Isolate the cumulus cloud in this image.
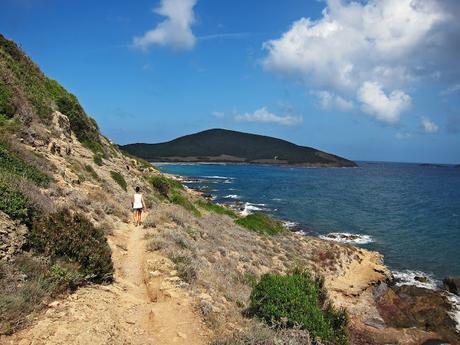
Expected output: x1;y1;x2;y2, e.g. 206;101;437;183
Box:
357;82;411;123
234;107;302;126
315;91;353;112
421;116;439;133
133;0;197;51
262;0;459;123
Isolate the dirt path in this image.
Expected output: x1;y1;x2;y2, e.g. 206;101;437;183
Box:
1;219;210;345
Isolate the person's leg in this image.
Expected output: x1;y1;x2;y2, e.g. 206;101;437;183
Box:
132;209;136;224
135;210;139;226
139;210;142;225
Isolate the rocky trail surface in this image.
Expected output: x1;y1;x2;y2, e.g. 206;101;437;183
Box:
1;215;210;345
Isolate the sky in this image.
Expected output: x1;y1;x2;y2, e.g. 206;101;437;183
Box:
1;0;460;164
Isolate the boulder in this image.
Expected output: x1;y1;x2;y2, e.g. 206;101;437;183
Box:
443;277;460;295
376;285;458;343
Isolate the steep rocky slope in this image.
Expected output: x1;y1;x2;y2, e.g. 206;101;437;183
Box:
1;33;459;345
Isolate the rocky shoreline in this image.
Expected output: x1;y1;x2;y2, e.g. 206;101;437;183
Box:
175;173;460;344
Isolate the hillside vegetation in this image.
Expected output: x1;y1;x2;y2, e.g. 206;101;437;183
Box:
121;128;357;167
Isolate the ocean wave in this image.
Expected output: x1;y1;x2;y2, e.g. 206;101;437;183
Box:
202;175;235;180
282;221;301;230
241;202;268;216
391;270;439;290
447;293;460;333
319;232;374;244
223;194;241;199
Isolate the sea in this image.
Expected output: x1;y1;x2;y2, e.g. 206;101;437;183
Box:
156;162;460;286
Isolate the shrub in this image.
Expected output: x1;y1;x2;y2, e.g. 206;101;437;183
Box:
196;200;237;218
0;178;33;223
170;190;201;217
248;271;348;345
84;164;98;179
236;212;284;235
0;143;49;187
29;210;113;282
93;154;103;166
170;253;197;283
0;79;15;118
0;255;82;335
110;171;127;191
148;175;183;197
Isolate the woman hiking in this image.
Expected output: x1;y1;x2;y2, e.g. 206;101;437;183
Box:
132;186;146;226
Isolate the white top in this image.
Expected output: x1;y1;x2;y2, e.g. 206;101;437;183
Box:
133;193;143;209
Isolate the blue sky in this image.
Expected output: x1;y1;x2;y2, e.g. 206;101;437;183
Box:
1;0;459;163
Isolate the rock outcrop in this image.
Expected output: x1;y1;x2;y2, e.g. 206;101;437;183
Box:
0;211;27;261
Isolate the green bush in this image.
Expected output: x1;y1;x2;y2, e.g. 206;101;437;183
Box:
236;212;284;235
196;200;237;218
93;154;103;166
249;271;348;345
148;175;183;198
0;143;49;187
29;210;113;282
0;79;15;118
170;190;201;216
84;164;98;179
110;171;127;191
0;180;33;223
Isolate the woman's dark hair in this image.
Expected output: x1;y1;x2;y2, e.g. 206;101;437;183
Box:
135;186;140;193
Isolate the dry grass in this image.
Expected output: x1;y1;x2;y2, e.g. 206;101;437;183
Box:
145;203;350;340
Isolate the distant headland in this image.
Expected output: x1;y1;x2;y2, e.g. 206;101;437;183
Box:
120;129;357;167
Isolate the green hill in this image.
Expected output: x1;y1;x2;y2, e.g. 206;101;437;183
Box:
121;128;356;167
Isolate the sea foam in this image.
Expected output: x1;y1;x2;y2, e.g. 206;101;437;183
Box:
319;232;374;244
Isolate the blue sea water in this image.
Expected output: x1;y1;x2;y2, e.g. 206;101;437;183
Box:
157;162;460;280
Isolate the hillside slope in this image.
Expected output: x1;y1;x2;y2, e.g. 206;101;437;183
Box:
121;128;357;167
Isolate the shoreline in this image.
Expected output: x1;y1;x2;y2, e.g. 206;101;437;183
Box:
163;168;460;335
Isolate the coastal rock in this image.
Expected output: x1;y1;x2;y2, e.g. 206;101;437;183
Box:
376;285;458;342
443;277;460;295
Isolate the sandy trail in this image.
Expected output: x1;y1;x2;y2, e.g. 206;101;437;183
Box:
1;218;210;345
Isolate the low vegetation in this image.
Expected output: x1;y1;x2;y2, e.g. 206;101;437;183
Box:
29;210;114;282
148;175;183;198
0;143;49;187
196;200;237;218
110;171;127;191
0;256;83;335
211;322;311;345
84;164;98;179
170;190;201;217
236;212;285;235
0;143;51;223
249;270;348;345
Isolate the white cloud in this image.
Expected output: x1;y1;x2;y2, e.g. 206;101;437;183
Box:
234;107;302;126
262;0;456;123
357;82;411;123
421;116;439;133
133;0;197;51
441;83;460;96
212;111;224;118
315;91;353;112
